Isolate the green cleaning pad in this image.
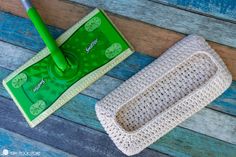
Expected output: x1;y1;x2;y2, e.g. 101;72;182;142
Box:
3;9;134;127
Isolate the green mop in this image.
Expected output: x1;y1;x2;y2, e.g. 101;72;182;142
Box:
2;0;133;127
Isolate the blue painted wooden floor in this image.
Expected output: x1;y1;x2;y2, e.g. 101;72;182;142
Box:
0;0;235;157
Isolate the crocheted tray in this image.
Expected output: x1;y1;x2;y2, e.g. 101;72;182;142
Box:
95;35;232;156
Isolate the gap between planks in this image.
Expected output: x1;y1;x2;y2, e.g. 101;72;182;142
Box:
0;17;235;117
0;40;236;145
0;96;170;157
0;128;77;157
150;0;236;23
1;93;236;157
0;0;236;80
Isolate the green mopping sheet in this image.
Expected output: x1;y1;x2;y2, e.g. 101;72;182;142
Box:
2;9;134;127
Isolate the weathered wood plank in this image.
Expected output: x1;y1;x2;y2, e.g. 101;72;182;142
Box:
0;40;33;70
69;0;236;47
0;11;235;81
1;95;236;157
150;126;236;157
0;128;76;157
1;58;236;155
0;36;236;144
1;60;236;148
0;67;10;98
1;1;236;79
0;11;62;52
180;107;236;145
153;0;236;22
55;92;236;145
0;96;166;157
107;52;155;81
209;81;236;116
0;32;235;116
1;65;236;146
0;5;236;155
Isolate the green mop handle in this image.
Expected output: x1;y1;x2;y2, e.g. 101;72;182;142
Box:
20;0;68;71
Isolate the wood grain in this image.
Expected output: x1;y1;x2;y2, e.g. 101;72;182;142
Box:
0;40;33;70
0;40;236;145
1;94;236;157
0;11;155;80
0;0;236;80
0;96;166;157
0;13;235;117
0;128;76;157
70;0;236;47
0;28;235;115
1;2;236;156
150;126;236;157
153;0;236;22
181;107;236;144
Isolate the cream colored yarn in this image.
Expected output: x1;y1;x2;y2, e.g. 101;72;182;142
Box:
95;35;232;156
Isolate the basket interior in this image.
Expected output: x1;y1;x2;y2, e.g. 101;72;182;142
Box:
115;53;218;132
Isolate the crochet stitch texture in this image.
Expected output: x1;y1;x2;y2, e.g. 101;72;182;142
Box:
95;35;232;156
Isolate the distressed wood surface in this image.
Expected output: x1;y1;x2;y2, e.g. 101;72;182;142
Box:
149;127;236;157
0;39;236;155
2;62;236;146
210;81;236;116
0;14;235;117
0;11;236;82
0;128;76;157
0;42;236;155
1;94;236;157
0;1;236;156
1;1;236;80
0;62;235;148
0;96;166;157
0;28;236;145
180;107;236;144
154;0;236;22
69;0;236;48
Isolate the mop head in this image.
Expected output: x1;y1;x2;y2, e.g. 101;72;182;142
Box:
2;9;133;127
95;35;232;156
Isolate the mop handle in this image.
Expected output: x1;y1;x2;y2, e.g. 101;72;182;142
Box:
20;0;68;71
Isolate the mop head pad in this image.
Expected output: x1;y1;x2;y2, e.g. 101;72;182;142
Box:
3;9;133;127
95;35;232;156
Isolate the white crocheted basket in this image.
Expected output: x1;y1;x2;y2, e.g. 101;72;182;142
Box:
95;35;232;156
